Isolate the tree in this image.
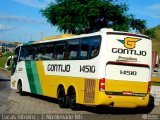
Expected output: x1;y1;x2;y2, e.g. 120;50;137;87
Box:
130;18;146;33
40;0;146;34
142;29;157;39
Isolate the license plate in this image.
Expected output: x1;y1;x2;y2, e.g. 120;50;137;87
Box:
122;91;133;96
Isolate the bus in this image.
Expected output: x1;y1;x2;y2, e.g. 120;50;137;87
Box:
10;28;152;109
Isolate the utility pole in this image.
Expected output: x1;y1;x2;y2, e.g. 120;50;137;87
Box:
30;34;33;41
40;32;44;40
18;33;21;44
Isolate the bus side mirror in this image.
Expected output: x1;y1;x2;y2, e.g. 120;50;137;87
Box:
7;58;11;66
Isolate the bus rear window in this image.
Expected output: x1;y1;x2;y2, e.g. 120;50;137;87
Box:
106;32;150;39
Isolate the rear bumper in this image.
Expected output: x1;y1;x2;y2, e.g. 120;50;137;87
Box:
94;92;150;108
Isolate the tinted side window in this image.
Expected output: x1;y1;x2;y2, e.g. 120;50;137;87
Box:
19;47;28;61
26;47;36;60
18;36;101;61
45;45;54;60
66;40;80;60
35;45;43;60
79;38;90;59
19;46;36;61
90;36;101;58
35;44;54;60
54;42;66;60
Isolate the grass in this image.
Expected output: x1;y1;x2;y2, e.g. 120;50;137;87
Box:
151;81;160;86
0;52;13;69
0;56;8;68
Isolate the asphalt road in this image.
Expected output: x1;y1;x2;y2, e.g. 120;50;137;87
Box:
0;69;10;81
0;74;6;81
0;70;159;120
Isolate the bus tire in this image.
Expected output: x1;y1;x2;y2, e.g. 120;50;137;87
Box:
18;81;24;96
68;88;79;110
57;87;68;108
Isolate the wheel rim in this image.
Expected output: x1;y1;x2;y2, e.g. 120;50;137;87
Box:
58;88;65;107
70;90;76;108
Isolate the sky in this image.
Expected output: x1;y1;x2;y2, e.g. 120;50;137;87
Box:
0;0;160;43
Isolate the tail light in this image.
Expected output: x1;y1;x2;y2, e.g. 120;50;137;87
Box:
147;81;151;93
99;78;105;91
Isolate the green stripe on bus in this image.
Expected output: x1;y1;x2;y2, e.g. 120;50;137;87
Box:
25;61;42;94
25;61;37;93
31;61;43;94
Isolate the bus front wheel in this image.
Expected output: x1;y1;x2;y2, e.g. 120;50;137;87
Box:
18;81;24;96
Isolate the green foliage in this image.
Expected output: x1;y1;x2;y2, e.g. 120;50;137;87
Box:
40;0;146;34
151;81;160;86
3;52;13;57
143;29;157;39
131;18;146;33
0;56;7;68
151;26;160;41
151;26;160;53
0;52;13;69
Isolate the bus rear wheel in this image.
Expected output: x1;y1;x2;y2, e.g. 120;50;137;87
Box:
68;88;78;110
57;87;68;108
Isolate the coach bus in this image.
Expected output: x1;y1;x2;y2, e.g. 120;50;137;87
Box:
10;28;152;109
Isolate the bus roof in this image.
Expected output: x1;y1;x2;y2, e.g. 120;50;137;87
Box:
41;34;76;41
21;28;150;46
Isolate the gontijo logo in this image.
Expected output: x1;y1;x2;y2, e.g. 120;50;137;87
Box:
118;37;141;49
112;37;146;56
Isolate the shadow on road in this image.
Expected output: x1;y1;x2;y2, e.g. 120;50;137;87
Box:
17;92;58;104
82;96;155;114
20;92;155;115
82;104;154;115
